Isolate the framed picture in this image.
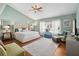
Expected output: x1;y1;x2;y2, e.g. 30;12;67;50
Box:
63;20;71;27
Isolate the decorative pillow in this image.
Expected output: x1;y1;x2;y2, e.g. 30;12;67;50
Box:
0;40;6;50
21;28;26;32
15;28;22;32
22;28;26;30
22;30;27;32
0;45;7;56
15;28;18;32
18;28;22;32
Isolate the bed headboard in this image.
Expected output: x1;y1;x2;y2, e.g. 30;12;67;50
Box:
15;24;28;32
15;24;28;28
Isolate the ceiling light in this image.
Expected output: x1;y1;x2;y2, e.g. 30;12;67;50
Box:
30;4;43;13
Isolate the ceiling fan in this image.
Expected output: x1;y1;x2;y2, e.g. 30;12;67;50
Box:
31;4;43;13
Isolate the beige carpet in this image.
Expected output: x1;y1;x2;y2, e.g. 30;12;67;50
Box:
23;37;58;56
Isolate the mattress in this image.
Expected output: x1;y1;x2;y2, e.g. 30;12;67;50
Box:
15;31;40;43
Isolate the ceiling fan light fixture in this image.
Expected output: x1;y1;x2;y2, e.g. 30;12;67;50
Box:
31;4;43;13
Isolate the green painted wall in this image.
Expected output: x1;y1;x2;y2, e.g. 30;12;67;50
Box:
76;6;79;33
76;7;79;28
0;5;33;24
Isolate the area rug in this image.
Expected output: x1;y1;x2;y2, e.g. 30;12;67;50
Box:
23;37;58;56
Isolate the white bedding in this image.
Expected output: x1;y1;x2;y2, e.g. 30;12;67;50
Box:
15;31;40;43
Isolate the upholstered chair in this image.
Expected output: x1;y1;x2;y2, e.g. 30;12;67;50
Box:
0;40;25;56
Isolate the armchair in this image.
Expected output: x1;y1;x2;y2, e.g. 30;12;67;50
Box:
0;40;25;56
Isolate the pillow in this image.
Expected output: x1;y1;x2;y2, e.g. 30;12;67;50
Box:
21;28;26;32
22;30;27;32
15;28;18;32
0;40;6;50
18;28;22;32
22;28;26;30
0;45;7;56
15;28;22;32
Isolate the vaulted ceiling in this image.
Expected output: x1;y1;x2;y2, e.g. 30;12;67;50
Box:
0;3;5;15
0;3;79;20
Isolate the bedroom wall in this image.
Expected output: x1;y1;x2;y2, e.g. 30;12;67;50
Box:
76;5;79;33
0;4;7;15
0;5;3;12
39;14;76;33
0;5;34;24
0;4;6;38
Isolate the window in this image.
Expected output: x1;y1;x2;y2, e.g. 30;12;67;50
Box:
50;20;61;34
40;20;61;34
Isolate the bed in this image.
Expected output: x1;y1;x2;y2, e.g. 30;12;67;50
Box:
14;31;40;43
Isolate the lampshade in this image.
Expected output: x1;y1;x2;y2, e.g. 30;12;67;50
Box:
3;26;10;29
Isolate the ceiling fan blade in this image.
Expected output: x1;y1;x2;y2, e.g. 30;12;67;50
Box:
32;6;35;9
39;7;43;9
35;4;38;8
37;9;42;12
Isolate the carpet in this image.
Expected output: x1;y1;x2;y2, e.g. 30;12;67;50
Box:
23;37;58;56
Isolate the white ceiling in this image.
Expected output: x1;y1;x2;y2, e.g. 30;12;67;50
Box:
4;3;79;20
